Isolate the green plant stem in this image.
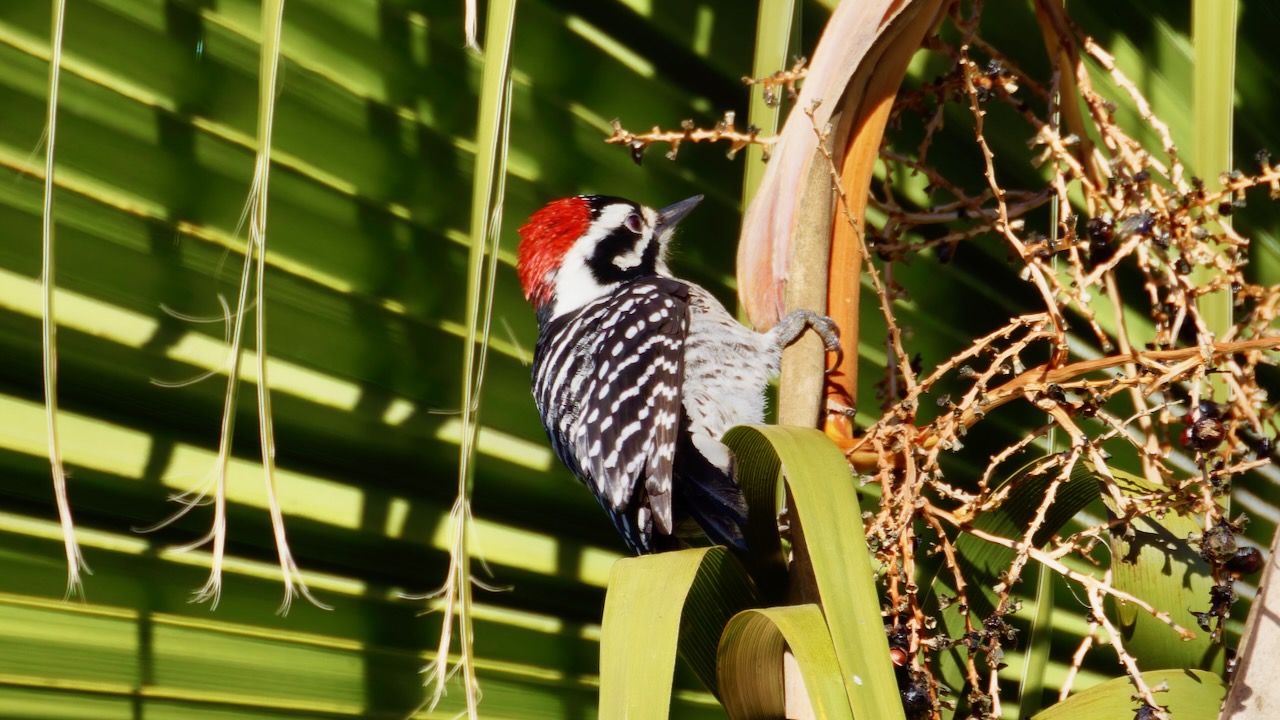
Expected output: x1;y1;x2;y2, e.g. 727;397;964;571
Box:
741;0;799;214
1192;0;1237;404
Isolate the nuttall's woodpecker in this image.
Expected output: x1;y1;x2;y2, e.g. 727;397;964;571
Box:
516;194;840;553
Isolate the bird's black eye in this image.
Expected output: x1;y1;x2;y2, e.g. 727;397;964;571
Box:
624;213;643;234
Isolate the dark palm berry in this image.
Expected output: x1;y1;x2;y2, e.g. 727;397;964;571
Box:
1225;547;1265;576
1046;384;1068;404
902;685;931;717
1181;416;1226;452
1087;216;1114;243
1210;584;1236;616
901;671;932;719
1118;211;1156;236
888;624;911;651
1201;524;1238;565
1198;400;1225;419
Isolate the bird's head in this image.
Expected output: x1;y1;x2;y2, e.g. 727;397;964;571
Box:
516;194;702;322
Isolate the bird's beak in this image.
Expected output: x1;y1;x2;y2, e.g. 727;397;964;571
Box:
657;195;703;232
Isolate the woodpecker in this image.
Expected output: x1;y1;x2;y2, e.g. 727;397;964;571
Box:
517;194;839;554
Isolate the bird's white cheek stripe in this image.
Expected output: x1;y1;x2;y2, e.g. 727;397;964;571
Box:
612;235;651;270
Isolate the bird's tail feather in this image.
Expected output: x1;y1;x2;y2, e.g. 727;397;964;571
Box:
676;465;748;551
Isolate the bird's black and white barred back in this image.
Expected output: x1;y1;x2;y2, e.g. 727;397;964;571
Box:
517;193;838;555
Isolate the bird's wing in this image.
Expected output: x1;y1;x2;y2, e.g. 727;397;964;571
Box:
531;277;690;552
564;278;688;549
